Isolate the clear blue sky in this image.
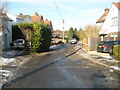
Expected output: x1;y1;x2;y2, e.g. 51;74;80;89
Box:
6;0;119;30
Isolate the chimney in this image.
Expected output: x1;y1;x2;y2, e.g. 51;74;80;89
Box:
34;12;38;16
45;19;48;21
19;13;23;16
104;8;109;13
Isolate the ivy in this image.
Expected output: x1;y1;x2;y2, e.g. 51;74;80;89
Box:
12;22;52;53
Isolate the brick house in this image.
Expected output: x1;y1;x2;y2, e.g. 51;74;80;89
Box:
30;12;53;30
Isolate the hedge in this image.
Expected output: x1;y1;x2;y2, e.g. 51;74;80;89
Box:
12;22;52;53
113;45;120;61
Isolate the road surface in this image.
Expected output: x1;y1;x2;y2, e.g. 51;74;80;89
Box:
2;44;120;88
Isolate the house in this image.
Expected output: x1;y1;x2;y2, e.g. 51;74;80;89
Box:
0;12;13;50
0;12;32;50
18;13;32;23
98;2;120;41
31;12;53;30
6;13;23;25
30;12;44;23
96;8;110;26
44;19;53;30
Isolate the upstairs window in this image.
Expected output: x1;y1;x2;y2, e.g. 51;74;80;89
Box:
112;17;118;26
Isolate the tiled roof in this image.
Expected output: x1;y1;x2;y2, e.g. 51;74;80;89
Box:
44;19;51;25
96;8;109;23
113;3;120;10
44;19;53;29
18;13;30;19
30;12;43;23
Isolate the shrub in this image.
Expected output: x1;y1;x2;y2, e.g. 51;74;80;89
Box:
32;23;52;52
31;23;42;53
113;45;120;61
39;26;52;52
12;22;52;53
17;22;33;41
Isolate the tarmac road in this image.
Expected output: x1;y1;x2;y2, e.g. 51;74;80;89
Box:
2;44;120;88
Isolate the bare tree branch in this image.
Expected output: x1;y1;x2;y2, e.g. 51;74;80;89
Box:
0;0;8;12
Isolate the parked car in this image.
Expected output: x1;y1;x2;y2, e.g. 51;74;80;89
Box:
24;41;31;50
97;41;120;53
69;38;77;44
51;40;58;45
51;40;63;45
13;39;25;49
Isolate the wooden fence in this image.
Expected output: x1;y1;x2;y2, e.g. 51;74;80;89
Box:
82;37;119;51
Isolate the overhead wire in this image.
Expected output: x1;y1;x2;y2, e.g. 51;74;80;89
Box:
53;0;64;20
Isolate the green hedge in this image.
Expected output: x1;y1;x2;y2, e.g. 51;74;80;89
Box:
113;45;120;61
12;22;52;53
12;25;25;42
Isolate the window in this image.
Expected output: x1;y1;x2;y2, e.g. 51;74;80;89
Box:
112;17;118;26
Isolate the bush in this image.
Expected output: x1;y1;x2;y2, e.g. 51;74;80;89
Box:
35;23;52;52
12;22;52;53
113;45;120;61
31;23;42;53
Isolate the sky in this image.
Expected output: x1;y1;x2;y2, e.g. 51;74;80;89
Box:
4;0;120;30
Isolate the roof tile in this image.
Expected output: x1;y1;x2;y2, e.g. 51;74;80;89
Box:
96;9;109;23
113;3;120;10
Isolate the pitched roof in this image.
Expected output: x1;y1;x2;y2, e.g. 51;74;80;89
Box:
44;19;51;25
96;8;109;23
113;3;120;10
0;12;12;21
44;19;53;29
18;13;30;19
30;12;43;23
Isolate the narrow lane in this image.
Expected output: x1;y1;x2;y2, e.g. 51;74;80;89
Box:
2;44;119;88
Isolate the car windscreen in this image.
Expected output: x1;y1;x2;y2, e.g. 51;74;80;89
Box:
14;40;23;43
99;41;114;45
114;41;120;45
99;41;108;45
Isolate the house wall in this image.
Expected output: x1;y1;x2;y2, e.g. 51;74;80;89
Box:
100;4;119;37
118;7;120;35
6;13;23;25
2;20;12;49
0;12;13;50
23;16;32;23
96;22;104;26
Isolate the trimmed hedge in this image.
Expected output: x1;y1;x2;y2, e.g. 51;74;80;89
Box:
12;22;52;53
113;45;120;61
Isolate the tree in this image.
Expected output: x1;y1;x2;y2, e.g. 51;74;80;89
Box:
78;24;102;41
0;0;8;30
68;27;74;40
0;0;8;12
74;28;77;34
77;29;86;41
84;24;101;37
68;27;79;40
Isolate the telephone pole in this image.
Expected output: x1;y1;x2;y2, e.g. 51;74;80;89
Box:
63;19;64;41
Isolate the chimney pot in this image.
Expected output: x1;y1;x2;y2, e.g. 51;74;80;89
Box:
104;8;109;12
